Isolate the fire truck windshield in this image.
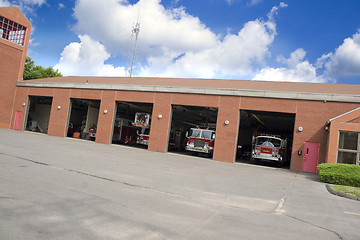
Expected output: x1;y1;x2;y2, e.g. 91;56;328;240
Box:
255;137;281;148
189;129;214;140
202;130;214;140
189;129;201;138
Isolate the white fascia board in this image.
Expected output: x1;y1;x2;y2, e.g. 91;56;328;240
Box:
327;106;360;123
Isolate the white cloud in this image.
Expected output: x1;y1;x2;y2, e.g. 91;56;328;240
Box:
140;2;287;78
227;0;262;6
226;0;235;5
2;0;46;14
248;0;263;6
21;0;46;5
54;35;127;77
253;48;326;83
321;31;360;78
58;3;64;10
253;31;360;83
140;16;279;78
52;0;360;82
68;0;286;78
0;0;11;7
73;0;218;57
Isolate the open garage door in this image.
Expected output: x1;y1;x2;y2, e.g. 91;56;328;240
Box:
112;101;153;149
236;110;295;168
67;99;100;141
25;96;52;134
169;105;218;158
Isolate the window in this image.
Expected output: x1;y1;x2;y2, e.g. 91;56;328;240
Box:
189;129;201;138
0;16;27;46
202;130;215;140
255;137;282;148
337;131;360;165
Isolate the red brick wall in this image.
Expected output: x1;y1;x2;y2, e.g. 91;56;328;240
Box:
0;7;31;129
12;85;360;172
327;108;360;164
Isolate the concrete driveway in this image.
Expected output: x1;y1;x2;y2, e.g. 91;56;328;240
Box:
0;129;359;240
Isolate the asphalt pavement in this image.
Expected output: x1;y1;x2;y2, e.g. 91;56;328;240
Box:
0;129;359;240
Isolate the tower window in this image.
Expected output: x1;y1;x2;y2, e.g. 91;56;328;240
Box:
0;15;27;46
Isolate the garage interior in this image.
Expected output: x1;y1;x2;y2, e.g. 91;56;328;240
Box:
25;96;52;134
67;99;100;140
236;110;295;167
111;101;153;148
168;105;218;158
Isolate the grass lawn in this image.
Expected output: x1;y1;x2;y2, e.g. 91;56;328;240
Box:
331;185;360;198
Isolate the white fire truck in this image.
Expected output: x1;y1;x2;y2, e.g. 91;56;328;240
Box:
251;134;287;166
133;113;151;146
185;128;215;155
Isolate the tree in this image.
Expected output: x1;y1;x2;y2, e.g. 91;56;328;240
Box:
23;56;63;80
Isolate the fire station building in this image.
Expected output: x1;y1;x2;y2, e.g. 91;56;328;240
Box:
1;7;360;172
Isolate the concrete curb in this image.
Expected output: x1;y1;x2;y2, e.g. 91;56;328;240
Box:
325;184;360;201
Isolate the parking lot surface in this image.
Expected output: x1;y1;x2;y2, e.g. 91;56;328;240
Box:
0;129;359;240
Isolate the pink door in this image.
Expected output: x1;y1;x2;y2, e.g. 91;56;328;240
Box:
14;111;22;130
302;142;320;173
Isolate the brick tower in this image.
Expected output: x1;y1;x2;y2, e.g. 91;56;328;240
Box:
0;7;31;129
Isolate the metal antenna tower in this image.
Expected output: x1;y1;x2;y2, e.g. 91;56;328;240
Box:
127;22;140;77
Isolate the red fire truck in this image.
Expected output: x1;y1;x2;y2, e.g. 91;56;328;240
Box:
133;113;151;146
251;134;287;166
185;128;215;155
112;118;138;144
88;118;138;144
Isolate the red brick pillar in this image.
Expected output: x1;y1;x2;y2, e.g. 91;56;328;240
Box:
96;90;116;144
213;96;240;163
47;89;71;137
148;93;172;153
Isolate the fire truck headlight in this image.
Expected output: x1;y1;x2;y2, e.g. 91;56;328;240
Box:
272;149;279;157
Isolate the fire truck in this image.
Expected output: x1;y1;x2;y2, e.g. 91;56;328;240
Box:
112;118;138;144
251;134;287;166
133;113;151;146
185;128;215;155
88;118;138;144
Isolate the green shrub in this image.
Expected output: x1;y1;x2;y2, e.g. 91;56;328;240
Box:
317;163;360;187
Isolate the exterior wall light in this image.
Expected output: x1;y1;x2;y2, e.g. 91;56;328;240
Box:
298;126;303;132
224;120;230;125
22;102;26;107
57;106;61;110
158;114;163;119
104;109;108;114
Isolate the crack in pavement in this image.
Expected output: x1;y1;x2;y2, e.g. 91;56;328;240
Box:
282;214;343;240
273;174;297;215
272;173;343;240
1;152;172;240
0;196;17;200
1;152;344;239
0;152;190;199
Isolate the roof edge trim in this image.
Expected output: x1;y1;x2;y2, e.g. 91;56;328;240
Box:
327;107;360;123
16;81;360;103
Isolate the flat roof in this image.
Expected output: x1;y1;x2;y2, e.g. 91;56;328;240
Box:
19;76;360;95
17;76;360;103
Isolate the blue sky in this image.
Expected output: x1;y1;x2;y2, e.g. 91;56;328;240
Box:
1;0;360;84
